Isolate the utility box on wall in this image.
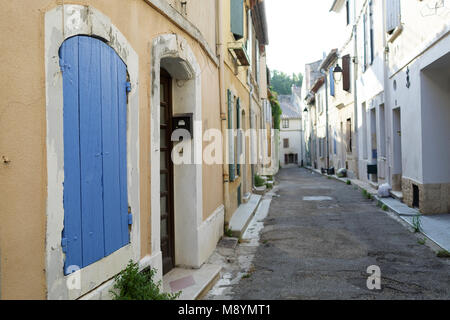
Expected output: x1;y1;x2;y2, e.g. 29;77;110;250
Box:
172;113;193;139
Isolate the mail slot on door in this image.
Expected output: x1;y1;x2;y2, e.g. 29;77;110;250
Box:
172;113;193;139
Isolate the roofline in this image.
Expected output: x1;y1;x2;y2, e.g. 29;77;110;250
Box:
318;49;338;71
330;0;345;12
310;76;325;93
252;0;269;45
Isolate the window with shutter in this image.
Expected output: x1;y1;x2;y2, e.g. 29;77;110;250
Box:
369;0;374;65
342;54;351;92
231;0;244;40
60;36;129;274
255;38;260;84
386;0;401;34
346;118;352;152
363;13;367;72
346;0;350;25
246;9;252;66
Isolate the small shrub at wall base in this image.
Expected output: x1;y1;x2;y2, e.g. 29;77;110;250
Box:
110;260;181;300
437;250;450;258
254;174;265;187
412;214;422;233
225;228;233;237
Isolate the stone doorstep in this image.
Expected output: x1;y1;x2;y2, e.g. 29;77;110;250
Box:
253;185;267;195
242;192;251;203
162;264;222;300
228;194;262;238
390;190;403;201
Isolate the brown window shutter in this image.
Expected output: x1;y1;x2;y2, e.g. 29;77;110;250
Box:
342;54;351;92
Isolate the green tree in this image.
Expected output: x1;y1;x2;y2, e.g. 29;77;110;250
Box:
268;88;282;130
270;70;303;95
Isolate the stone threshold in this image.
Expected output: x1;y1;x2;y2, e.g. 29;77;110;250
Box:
229;194;262;238
162;264;222;300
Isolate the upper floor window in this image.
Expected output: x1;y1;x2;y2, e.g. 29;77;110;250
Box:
317;93;323;114
282;119;290;128
363;1;374;71
231;0;244;40
283;139;289;148
386;0;401;34
346;0;350;25
342;54;351;92
346;118;352;152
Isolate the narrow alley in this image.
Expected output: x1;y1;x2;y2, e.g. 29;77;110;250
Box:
207;168;450;300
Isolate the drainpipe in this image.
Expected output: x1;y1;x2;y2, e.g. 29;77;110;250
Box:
320;69;330;171
248;72;255;185
352;0;359;178
216;0;230;219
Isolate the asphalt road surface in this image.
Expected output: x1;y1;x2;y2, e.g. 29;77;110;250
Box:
232;167;450;299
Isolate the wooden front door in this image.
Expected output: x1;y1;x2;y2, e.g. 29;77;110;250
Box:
160;69;175;274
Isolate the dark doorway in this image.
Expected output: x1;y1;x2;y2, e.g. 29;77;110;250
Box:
412;184;420;208
160;69;175;274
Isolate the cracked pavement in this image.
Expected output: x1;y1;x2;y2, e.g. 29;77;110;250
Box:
205;167;450;300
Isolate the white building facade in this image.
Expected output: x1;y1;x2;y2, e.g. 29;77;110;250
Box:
305;0;450;214
279;87;303;168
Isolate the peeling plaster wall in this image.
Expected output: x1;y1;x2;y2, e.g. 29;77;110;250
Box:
0;0;223;299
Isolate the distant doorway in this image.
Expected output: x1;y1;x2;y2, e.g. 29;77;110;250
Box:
160;68;175;275
392;108;402;191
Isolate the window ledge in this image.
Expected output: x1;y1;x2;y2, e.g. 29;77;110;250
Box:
387;24;403;43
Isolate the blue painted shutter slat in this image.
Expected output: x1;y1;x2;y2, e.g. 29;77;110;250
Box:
78;37;105;266
61;37;83;274
117;59;129;245
101;43;123;255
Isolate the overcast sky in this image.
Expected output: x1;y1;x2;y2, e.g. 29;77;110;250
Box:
265;0;345;76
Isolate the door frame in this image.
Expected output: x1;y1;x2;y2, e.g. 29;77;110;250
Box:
45;5;140;299
160;68;175;274
150;34;204;269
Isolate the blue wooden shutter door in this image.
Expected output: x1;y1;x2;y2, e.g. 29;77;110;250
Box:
61;36;128;274
61;37;83;271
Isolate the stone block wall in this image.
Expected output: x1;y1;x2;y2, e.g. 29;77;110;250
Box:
402;177;450;214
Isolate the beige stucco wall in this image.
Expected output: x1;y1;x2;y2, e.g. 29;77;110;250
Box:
0;0;222;299
224;64;253;222
221;0;267;222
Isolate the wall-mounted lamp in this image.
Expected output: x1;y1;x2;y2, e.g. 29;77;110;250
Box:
181;1;187;15
406;67;411;88
333;64;343;83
